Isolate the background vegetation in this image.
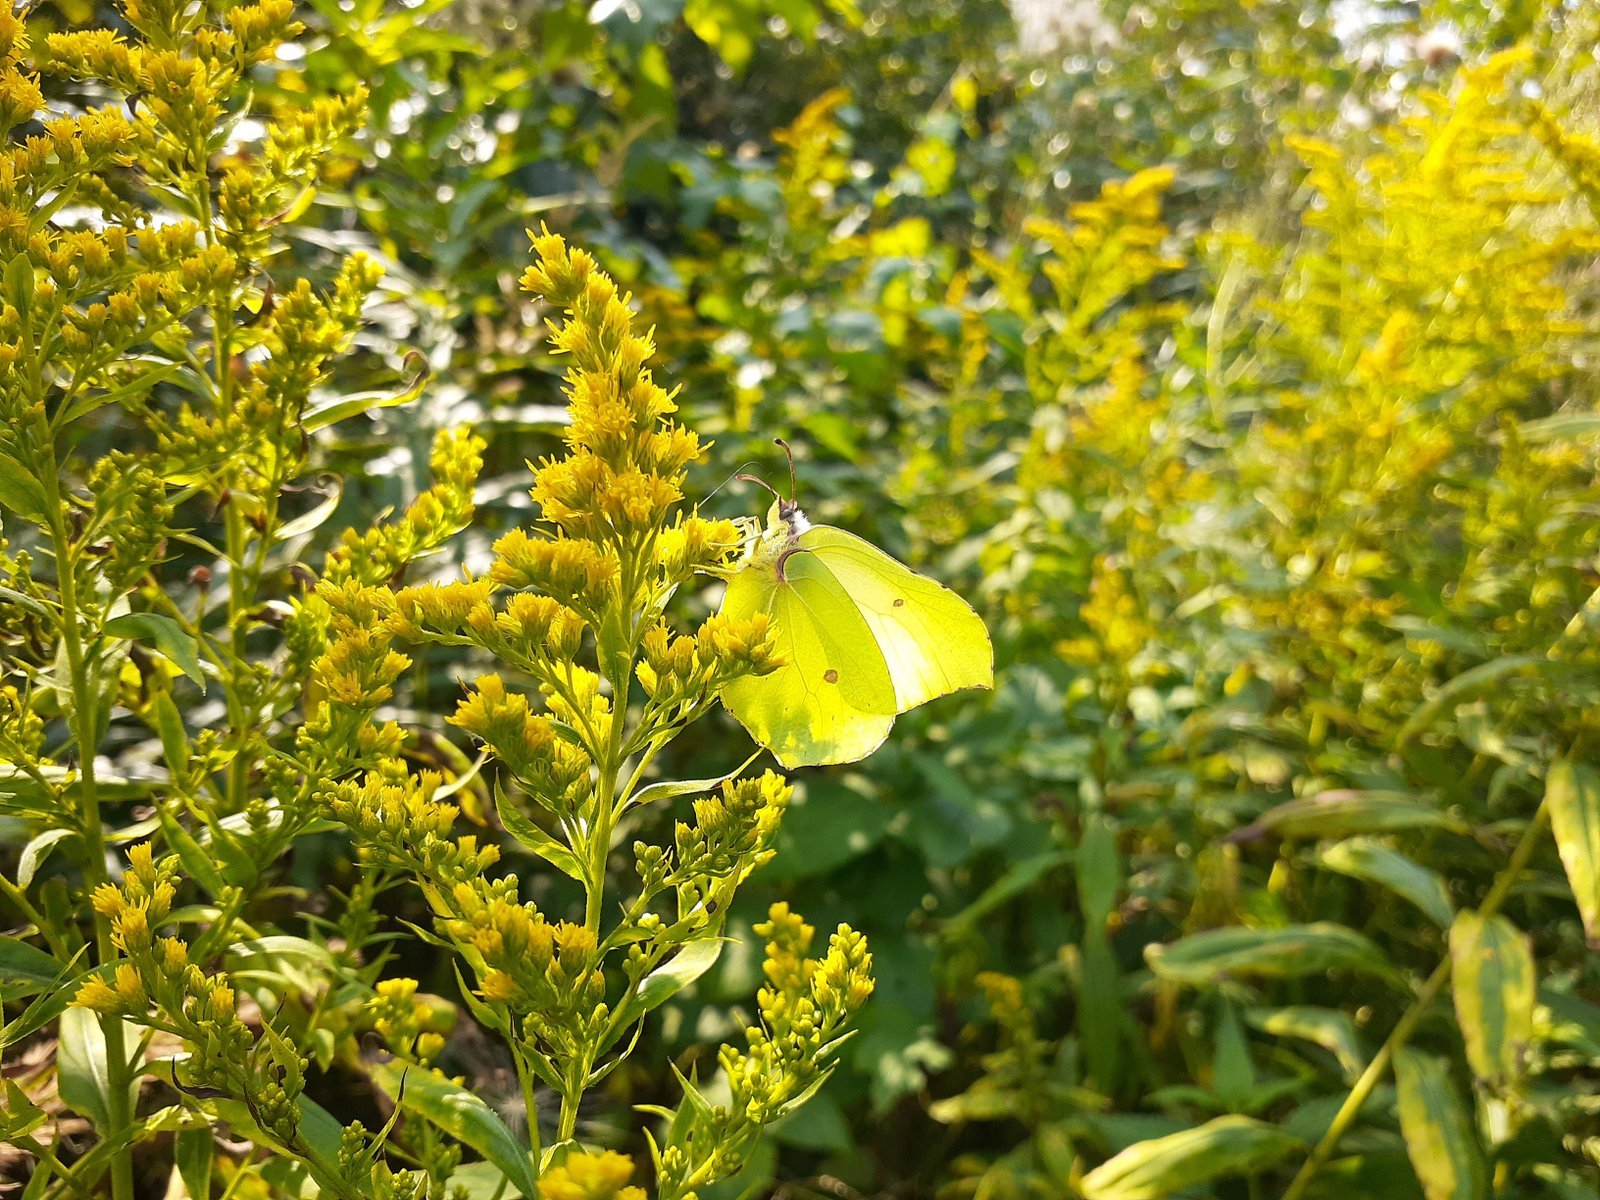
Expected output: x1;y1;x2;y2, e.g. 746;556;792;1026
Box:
7;0;1600;1197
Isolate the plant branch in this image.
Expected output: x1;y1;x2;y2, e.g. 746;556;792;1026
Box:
1282;799;1553;1200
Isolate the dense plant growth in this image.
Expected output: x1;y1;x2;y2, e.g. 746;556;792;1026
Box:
6;1;1600;1199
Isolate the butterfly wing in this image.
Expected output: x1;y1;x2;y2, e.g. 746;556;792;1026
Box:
800;525;993;713
719;550;898;768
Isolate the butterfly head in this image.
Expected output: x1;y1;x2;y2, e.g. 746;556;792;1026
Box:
733;440;810;577
769;497;810;537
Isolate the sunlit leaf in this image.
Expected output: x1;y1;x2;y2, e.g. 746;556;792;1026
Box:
1315;838;1453;928
1394;1050;1488;1200
1080;1115;1302;1200
1146;924;1393;987
1449;910;1534;1086
370;1059;538;1195
1547;758;1600;944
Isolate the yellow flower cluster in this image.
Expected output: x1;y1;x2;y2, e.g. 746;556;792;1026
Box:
73;846;256;1098
451;675;593;814
322;771;499;884
538;1150;647;1200
1016;166;1184;392
657;904;873;1197
43;0;304;191
635;613;779;729
445;881;606;1050
516;231;754;600
1224;49;1600;717
672;772;791;895
87;454;173;592
1057;557;1160;677
367;977;450;1065
305;235;856;1194
324;427;486;585
1531;98;1600;221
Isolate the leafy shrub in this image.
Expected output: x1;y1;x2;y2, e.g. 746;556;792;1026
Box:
0;7;881;1196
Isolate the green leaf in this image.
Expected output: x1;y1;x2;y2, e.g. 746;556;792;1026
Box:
1547;757;1600;944
301;353;428;431
1080;1115;1302;1200
174;1125;214;1199
6;251;35;314
0;454;49;525
1394;1050;1488;1200
0;936;65;999
104;612;206;694
494;783;584;882
156;806;227;897
274;481;344;542
15;829;74;890
1246;1006;1365;1079
1078;813;1123;1091
1509;411;1600;443
1448;910;1534;1086
621;749;762;813
150;689;190;779
59;1007;128;1132
607;937;724;1046
1314;838;1454;928
0;1078;47;1142
1397;655;1551;744
945;849;1071;933
1146;924;1394;987
773;777;894;879
209;1092;346;1192
1231;791;1466;842
370;1059;538;1197
0;584;50;618
766;1091;853;1153
1;957;86;1050
60;358;186;425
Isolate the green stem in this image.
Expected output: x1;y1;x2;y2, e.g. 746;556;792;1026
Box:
584;678;630;934
1282;800;1552;1200
0;874;71;959
512;1045;544;1161
46;501;136;1200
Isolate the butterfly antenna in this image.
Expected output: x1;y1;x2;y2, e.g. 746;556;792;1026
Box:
773;437;798;502
704;461;762;503
736;472;781;501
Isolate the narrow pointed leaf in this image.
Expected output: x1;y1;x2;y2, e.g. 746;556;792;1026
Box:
1315;838;1454;928
58;1007;124;1132
607;937;724;1048
1394;1050;1488;1200
494;782;584;882
622;749;762;813
1246;1006;1365;1079
0;936;66;999
1449;910;1534;1086
1397;655;1551;744
105;612;206;694
1547;758;1600;944
0;454;48;524
1229;791;1466;842
1080;1115;1302;1200
370;1059;538;1197
1145;924;1392;987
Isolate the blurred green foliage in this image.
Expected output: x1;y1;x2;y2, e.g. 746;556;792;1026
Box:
19;0;1600;1195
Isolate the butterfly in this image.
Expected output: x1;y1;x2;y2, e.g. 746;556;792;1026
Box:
718;449;993;768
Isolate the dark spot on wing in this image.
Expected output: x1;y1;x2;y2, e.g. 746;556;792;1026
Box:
893;598;905;607
823;668;839;684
